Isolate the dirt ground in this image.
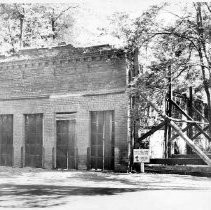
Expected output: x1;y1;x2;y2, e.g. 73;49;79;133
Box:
0;166;211;209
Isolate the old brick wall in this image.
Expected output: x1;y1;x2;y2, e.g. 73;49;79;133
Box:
0;45;129;171
0;45;126;99
0;93;128;171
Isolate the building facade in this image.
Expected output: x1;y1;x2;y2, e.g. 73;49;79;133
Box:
0;44;129;172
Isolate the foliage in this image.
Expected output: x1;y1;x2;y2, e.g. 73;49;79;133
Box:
0;3;78;54
104;2;211;134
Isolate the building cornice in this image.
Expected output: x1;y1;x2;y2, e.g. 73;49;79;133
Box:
0;88;126;101
0;44;125;70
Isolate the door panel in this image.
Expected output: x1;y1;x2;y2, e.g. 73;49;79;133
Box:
90;111;114;170
68;121;76;169
104;111;114;170
25;114;43;168
0;115;13;166
56;120;68;169
56;120;76;169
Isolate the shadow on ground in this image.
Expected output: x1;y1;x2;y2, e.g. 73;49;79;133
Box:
0;182;205;208
0;184;141;208
68;172;210;188
0;170;210;208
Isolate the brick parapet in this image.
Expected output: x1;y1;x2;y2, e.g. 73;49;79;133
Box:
0;45;125;69
0;44;126;99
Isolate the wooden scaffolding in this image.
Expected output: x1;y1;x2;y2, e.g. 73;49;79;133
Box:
133;86;211;167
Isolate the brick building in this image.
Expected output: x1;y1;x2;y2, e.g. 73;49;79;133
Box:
0;44;129;171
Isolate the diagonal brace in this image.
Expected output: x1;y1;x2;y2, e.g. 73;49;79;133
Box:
170;99;211;142
138;120;167;142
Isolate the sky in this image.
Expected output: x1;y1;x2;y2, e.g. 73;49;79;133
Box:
0;0;162;47
71;0;172;46
62;0;166;47
0;0;198;47
70;0;189;47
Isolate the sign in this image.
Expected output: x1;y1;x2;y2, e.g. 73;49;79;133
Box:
133;149;150;163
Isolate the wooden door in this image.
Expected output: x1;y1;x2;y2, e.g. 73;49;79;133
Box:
90;111;114;170
25;114;43;168
0;115;13;166
56;120;76;169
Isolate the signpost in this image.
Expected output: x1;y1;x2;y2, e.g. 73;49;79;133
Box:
133;149;150;173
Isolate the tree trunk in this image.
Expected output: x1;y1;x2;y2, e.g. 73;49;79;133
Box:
52;19;56;40
19;17;23;48
18;9;24;49
196;2;211;136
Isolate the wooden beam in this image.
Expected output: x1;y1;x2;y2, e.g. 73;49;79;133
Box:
170;124;209;142
168;117;208;125
169;124;191;142
138;92;211;166
194;124;211;142
170;99;211;142
150;158;206;165
169;121;211;166
192;106;209;123
170;99;192;120
138;120;166;142
192;126;209;140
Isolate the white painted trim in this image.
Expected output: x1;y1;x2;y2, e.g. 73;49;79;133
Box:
50;88;126;99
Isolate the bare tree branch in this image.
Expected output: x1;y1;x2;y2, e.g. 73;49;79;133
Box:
205;2;211;13
54;6;78;22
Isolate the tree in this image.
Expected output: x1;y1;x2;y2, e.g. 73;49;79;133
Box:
103;2;211;137
0;3;27;52
34;4;78;42
0;3;78;54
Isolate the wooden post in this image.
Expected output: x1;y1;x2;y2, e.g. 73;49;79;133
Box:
167;65;172;157
165;65;172;158
164;96;169;158
187;86;193;154
75;147;78;170
127;95;133;172
140;162;145;173
21;147;23;168
87;147;91;170
52;147;55;169
131;96;136;171
67;151;69;170
42;147;45;168
12;146;14;167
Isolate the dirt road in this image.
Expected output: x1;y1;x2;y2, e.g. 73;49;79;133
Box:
0;167;210;209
